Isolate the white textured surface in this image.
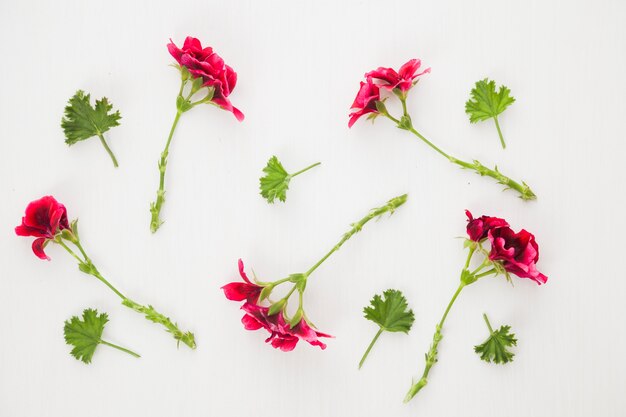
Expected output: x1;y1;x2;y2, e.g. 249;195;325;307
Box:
1;0;625;416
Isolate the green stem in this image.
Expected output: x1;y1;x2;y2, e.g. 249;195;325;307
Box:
100;340;141;358
385;115;534;200
464;246;476;270
482;313;494;334
493;116;506;149
359;327;384;369
72;240;127;300
291;162;321;177
56;240;83;264
57;238;196;349
97;133;119;167
305;194;407;277
407;126;451;160
475;268;496;279
150;109;183;233
399;96;410;118
404;282;465;403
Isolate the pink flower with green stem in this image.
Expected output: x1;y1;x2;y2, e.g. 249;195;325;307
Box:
403;210;547;402
222;194;408;351
150;36;244;233
16;196;196;349
349;59;536;201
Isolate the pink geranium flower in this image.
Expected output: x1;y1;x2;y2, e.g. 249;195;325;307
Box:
366;59;430;93
488;227;548;285
15;196;70;260
465;210;509;242
168;36;244;121
221;259;265;303
241;302;332;351
348;81;381;128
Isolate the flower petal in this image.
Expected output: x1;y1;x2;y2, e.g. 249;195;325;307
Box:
32;238;50;260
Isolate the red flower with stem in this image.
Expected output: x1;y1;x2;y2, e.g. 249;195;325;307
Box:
349;59;536;201
404;211;548;402
222;194;408;351
150;36;244;233
16;196;196;349
15;196;70;260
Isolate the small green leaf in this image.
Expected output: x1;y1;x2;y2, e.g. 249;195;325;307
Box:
465;79;515;148
259;156;291;203
64;308;139;363
259;156;320;204
359;289;414;368
474;314;517;364
61;90;121;145
363;289;414;333
465;79;515;123
63;308;108;364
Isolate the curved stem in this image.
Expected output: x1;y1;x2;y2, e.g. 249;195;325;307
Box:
493;116;506;149
305;194;407;277
150;109;183;233
97;133;119;167
404;281;465;403
438;283;464;328
72;240;126;300
100;340;141;358
359;328;384;369
58;238;196;349
391;120;535;200
291;162;321;177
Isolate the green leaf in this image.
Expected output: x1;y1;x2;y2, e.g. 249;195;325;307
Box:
465;79;515;149
61;90;121;145
63;308;108;364
259;156;291;203
465;79;515;123
474;314;517;364
363;289;414;333
259;156;321;204
359;289;414;369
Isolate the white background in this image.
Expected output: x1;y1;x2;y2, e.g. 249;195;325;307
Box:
1;0;625;416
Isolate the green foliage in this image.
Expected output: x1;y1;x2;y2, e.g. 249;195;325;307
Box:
359;289;414;369
61;90;121;145
63;308;108;364
474;314;517;364
259;156;291;203
363;289;414;333
465;79;515;123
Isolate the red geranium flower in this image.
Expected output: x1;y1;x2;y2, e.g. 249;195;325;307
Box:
348;81;381;128
221;259;264;303
168;36;244;121
15;196;69;260
365;59;430;93
465;210;509;242
488;227;548;285
241;302;332;351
